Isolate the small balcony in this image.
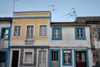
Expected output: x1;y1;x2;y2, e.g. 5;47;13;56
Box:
25;36;34;44
0;38;4;50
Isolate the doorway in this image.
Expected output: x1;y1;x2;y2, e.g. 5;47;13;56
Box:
76;51;86;67
11;51;19;67
49;49;60;67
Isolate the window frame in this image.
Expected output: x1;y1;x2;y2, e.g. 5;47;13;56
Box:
52;27;62;40
25;24;35;40
13;25;22;37
0;27;10;40
62;49;72;66
23;49;34;64
38;24;48;37
97;27;100;41
75;27;86;40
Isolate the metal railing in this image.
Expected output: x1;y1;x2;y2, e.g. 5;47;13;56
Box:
25;36;34;42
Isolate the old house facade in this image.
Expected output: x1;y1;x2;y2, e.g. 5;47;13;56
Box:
49;22;93;67
0;12;97;67
0;18;12;67
8;11;51;67
76;17;100;66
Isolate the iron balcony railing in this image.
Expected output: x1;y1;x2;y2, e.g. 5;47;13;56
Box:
25;36;34;44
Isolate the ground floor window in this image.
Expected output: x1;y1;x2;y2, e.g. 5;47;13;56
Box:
62;49;72;66
23;49;34;64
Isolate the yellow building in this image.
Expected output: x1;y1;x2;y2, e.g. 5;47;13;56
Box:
8;11;50;67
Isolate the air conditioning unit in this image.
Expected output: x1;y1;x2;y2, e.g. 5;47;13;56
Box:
0;38;4;50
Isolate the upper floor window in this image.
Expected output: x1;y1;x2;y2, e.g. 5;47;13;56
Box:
14;26;21;36
52;27;62;40
39;25;47;37
2;29;8;39
97;27;100;41
26;25;34;38
1;27;10;40
75;27;86;40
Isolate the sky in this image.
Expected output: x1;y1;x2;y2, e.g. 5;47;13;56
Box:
0;0;100;22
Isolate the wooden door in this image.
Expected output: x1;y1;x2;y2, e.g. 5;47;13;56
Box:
76;51;86;67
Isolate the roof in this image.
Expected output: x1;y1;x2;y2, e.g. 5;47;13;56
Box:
51;22;76;24
0;17;12;21
76;16;100;22
50;22;89;27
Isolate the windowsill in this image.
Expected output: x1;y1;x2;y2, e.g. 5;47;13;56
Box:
52;38;62;40
75;37;86;40
63;63;72;66
13;36;22;38
0;38;9;40
38;36;48;37
23;62;33;64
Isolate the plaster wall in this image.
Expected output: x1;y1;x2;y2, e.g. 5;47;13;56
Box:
50;27;91;48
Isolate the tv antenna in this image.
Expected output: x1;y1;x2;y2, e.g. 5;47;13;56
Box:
48;5;57;13
62;8;77;20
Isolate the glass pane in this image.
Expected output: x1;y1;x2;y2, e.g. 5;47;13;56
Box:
43;51;46;62
64;53;71;64
25;52;32;62
31;26;33;37
5;29;8;38
40;25;47;36
77;53;79;62
27;26;30;37
18;26;21;36
39;51;42;62
77;33;79;37
82;53;85;62
44;26;47;36
14;26;17;36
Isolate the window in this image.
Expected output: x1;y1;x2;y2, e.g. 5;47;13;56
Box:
54;29;60;38
23;49;34;64
25;52;32;62
26;25;34;38
62;49;72;66
1;27;10;40
39;25;47;36
97;27;100;41
51;51;58;61
75;27;86;40
52;27;62;40
14;26;21;36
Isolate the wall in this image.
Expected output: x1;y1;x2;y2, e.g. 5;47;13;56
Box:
50;27;91;48
10;19;50;46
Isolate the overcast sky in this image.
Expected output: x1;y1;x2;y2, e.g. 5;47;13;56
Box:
0;0;100;22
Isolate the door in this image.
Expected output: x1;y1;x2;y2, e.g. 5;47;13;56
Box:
0;52;6;67
38;50;46;67
76;51;86;67
11;51;19;67
51;51;59;67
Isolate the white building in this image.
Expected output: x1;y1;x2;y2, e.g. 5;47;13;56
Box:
49;22;93;67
